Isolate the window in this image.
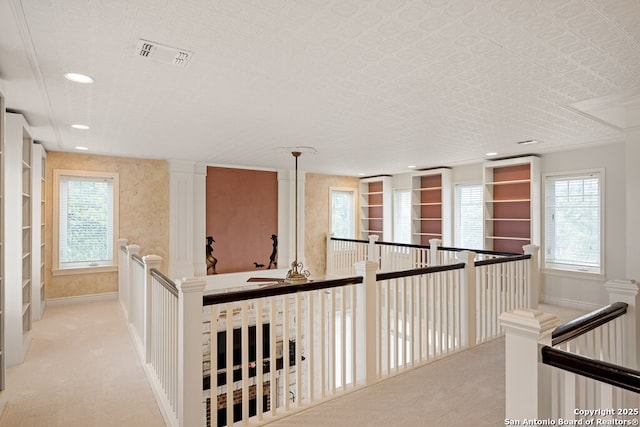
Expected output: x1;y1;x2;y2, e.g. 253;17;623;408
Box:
455;184;483;250
393;189;411;244
544;170;603;274
53;170;119;275
330;188;356;239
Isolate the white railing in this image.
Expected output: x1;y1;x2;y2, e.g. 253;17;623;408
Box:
118;237;540;427
500;279;640;425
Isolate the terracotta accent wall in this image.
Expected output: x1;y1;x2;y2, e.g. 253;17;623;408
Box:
206;167;277;274
305;173;360;278
45;152;169;299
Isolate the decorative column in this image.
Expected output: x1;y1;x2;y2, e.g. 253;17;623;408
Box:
277;169;305;271
500;308;558;421
168;160;207;279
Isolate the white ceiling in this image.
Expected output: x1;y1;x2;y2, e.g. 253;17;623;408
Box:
1;0;639;176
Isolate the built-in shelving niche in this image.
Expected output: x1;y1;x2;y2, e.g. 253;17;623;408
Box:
410;168;452;246
483;156;540;254
359;176;392;241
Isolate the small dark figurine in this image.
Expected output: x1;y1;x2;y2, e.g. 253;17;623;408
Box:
254;262;264;268
206;236;217;274
267;234;278;269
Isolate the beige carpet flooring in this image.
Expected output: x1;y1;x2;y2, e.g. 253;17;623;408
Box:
0;299;587;427
0;299;166;427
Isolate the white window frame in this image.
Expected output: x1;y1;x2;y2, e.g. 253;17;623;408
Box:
393;188;412;244
329;187;357;240
52;169;120;276
454;182;484;250
542;169;604;277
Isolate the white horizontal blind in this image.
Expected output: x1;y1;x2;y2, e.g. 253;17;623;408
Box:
59;175;114;267
455;184;483;250
331;189;356;239
393;189;411;244
545;172;601;273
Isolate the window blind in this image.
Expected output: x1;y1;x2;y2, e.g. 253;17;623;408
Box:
331;190;355;239
59;175;114;266
455;184;483;250
394;189;412;244
545;172;601;272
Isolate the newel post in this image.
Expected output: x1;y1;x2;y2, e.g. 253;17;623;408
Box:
176;277;206;427
500;309;558;421
457;251;476;348
429;238;442;266
326;233;335;276
117;238;128;312
355;260;378;386
367;234;379;263
126;244;141;322
142;255;162;364
604;280;639;370
523;245;540;309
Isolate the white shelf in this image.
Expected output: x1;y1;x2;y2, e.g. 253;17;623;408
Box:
413;202;442;206
486;236;531;241
485;179;531;186
486;218;531;221
486;199;530;203
415;186;442;191
415;217;442;221
361;204;383;208
361;191;383;196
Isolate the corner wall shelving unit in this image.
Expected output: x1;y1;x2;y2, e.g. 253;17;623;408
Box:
5;113;34;366
32;143;46;320
0;85;6;391
483;156;540;253
411;168;452;246
359;175;392;241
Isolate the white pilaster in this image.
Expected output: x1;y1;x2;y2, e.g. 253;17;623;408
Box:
625;128;640;282
457;251;476;347
524;244;540;309
168;160;207;279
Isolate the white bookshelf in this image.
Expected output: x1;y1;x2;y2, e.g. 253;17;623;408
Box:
31;143;46;320
359;176;392;241
483;156;540;253
0;84;6;391
410;168;452;246
5;113;34;366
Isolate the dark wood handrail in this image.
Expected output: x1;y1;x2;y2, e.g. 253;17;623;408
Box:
376;262;465;281
329;237;521;257
552;302;628;347
132;254;144;266
541;346;640;394
474;254;531;267
150;268;179;298
203;276;363;306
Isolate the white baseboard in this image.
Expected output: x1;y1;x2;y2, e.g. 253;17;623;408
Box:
542;295;602;312
47;291;118;306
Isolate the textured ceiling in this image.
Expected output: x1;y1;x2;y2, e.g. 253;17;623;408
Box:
2;0;640;176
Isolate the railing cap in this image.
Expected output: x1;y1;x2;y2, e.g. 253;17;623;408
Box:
499;308;558;337
176;277;206;293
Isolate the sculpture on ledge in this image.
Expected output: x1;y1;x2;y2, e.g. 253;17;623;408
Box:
267;234;278;269
206;236;217;274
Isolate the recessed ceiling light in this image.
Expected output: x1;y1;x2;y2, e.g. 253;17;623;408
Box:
71;124;90;130
74;146;89;151
486;152;498;156
408;165;417;169
64;73;94;84
358;173;365;176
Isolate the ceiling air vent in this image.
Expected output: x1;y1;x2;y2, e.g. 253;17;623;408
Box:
135;39;193;67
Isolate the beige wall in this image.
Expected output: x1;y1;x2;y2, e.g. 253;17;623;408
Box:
305;173;359;278
46;152;169;299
